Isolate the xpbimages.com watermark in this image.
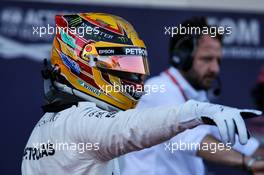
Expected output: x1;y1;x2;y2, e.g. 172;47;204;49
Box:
23;140;100;160
32;24;100;37
99;82;166;96
164;24;232;37
164;140;232;154
77;79;167;97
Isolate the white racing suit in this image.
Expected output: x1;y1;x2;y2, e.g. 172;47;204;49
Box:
21;101;203;175
21;98;260;175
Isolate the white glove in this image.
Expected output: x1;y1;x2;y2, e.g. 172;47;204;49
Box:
178;100;262;145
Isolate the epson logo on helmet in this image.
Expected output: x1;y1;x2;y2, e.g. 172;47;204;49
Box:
98;49;115;55
125;48;148;56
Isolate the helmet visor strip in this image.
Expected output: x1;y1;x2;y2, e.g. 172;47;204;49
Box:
82;46;150;75
95;55;149;75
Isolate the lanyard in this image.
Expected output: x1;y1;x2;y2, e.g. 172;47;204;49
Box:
164;69;188;102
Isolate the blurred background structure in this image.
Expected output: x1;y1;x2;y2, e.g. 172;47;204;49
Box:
0;0;264;174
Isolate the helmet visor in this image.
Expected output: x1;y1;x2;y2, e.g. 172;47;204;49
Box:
96;55;149;75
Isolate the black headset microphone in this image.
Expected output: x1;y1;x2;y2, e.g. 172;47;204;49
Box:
213;76;221;96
